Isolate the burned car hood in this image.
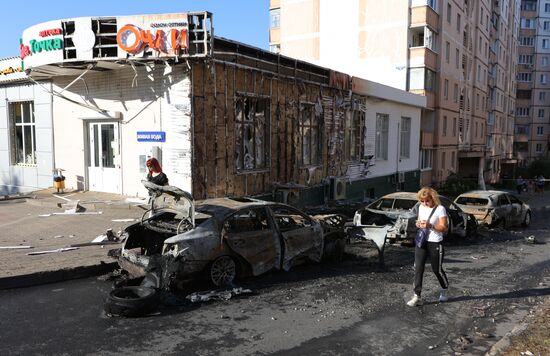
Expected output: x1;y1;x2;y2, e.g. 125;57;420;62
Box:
143;180;194;220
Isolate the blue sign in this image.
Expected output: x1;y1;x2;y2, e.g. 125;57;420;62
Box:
137;131;166;142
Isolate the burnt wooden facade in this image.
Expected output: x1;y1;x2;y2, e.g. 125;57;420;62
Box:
190;38;367;200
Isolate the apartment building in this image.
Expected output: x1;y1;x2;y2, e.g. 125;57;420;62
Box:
270;0;520;187
515;0;550;165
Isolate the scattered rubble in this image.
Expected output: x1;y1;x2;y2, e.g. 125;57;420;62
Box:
27;247;79;255
186;287;253;303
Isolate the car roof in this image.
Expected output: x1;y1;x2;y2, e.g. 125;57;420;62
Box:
456;190;509;199
378;192;418;200
196;198;292;218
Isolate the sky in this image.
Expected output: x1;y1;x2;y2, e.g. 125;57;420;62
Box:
0;0;269;59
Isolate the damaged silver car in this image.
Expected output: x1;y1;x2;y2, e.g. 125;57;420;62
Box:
118;182;347;289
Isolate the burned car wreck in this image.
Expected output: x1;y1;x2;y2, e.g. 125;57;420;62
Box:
118;182;347;290
347;192;477;263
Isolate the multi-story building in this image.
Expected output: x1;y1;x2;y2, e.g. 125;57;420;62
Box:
270;0;520;187
515;0;550;165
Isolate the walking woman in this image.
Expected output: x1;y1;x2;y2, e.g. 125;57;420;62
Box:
407;187;449;307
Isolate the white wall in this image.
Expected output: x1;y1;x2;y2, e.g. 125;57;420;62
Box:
0;82;54;195
52;63;192;197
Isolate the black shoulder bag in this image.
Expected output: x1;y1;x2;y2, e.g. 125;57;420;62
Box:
414;205;438;248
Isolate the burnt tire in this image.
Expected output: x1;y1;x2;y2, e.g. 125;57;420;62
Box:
522;211;531;227
104;286;158;317
209;255;238;287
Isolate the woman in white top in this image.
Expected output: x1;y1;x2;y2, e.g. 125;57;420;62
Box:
407;187;449;307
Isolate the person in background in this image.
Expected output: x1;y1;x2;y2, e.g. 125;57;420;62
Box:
146;157;168;186
407;187;449;307
536;175;545;194
516;176;526;194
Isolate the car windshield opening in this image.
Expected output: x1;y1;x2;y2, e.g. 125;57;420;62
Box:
456;197;489;206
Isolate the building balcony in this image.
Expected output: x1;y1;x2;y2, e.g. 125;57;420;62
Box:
410;5;439;30
420;131;433;148
409;47;437;70
269;27;280;44
514;133;529;142
409;89;435;109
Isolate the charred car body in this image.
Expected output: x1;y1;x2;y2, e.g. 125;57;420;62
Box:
118;182;347;289
454;190;531;228
347;192;477;259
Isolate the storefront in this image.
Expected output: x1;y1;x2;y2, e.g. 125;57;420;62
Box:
21;12;424;201
0;57;54;195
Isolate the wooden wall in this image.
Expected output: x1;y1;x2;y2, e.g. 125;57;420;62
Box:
191;59;364;200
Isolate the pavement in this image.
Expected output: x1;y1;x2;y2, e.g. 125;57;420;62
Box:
1;187;550;291
0;188;147;289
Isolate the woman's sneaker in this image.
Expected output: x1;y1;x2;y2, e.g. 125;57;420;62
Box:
439;288;449;302
406;294;422;307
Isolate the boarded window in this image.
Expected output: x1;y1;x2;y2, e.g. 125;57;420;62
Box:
344;108;364;162
375;113;389;160
235;96;270;172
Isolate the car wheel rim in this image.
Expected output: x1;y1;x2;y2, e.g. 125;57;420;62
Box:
211;256;236;287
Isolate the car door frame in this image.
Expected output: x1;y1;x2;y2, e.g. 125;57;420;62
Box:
506;194;523;226
222;206;281;276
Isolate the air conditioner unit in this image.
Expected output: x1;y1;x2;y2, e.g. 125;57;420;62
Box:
398;172;406;183
329;177;347;200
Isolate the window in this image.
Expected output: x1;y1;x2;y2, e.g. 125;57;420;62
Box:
515;125;529;134
300;103;322;166
519;36;534;46
544;39;550;49
269;8;280;28
545;21;550;31
224;208;270;233
344;108;364;162
235;96;270;172
516;107;530;116
269;44;280;54
271;206;313;232
521;19;536;29
519;55;533;64
522;1;537;11
375;113;389;160
400;117;411;159
442;116;447;136
546;3;550;12
542;74;548;85
9;101;36;165
517;72;532;82
542;56;549;67
420;149;433;169
455;49;459;69
453;83;458;102
444;79;448;99
540;91;546;101
539;109;545;118
409;67;436;91
453;117;457;136
536;143;543;153
447;4;451;23
445;41;450;62
537;126;544;135
456;14;461;32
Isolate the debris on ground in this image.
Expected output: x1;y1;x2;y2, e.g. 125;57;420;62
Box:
91;229;118;243
186;287;253;303
39;211;103;217
111;219;136;222
27;247;79;255
0;245;33;249
524;235;537;244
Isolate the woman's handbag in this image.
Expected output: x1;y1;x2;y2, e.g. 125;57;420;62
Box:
414;206;437;248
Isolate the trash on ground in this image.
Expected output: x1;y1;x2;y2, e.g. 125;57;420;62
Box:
186;287;253;303
39;211;103;217
0;245;33;249
111;219;136;222
27;247;79;255
525;235;537;244
470;255;487;260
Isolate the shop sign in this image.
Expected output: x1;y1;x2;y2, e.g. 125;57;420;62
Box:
21;20;64;69
137;131;166;142
117;14;189;58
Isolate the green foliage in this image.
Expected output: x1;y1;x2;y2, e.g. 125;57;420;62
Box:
438;172;479;199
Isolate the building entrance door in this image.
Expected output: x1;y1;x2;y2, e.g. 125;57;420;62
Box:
87;122;121;193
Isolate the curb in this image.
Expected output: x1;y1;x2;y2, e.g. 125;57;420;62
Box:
0;262;118;290
24;198;144;211
486;322;530;356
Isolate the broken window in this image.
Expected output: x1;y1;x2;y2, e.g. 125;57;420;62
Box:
235;96;270;172
344;108;364;162
271;206;312;232
9;101;36;165
375;113;389;160
224;208;270;233
300;103;322;166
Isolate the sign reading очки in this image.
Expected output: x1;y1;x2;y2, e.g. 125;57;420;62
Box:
137;131;166;142
116;14;189;58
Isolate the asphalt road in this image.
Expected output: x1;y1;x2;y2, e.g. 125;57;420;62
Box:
1;216;549;355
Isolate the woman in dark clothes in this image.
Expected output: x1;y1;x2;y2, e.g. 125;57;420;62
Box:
146;158;168;186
